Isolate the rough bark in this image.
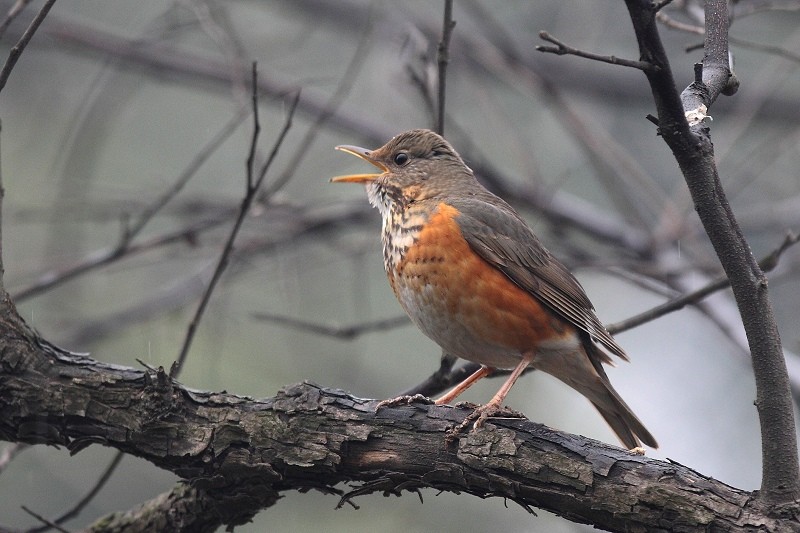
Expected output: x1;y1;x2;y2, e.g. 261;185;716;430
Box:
0;296;797;532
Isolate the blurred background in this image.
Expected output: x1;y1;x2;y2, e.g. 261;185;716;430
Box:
0;1;799;531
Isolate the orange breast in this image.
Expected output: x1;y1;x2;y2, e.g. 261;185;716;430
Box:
389;202;574;366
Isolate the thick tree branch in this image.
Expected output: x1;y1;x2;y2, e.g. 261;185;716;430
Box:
0;301;796;532
623;0;800;504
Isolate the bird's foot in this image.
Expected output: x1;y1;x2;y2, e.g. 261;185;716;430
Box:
445;402;526;442
375;394;434;411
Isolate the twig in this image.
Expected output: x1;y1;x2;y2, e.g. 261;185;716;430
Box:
607;232;800;335
0;0;33;40
536;31;657;72
13;106;248;302
125;105;250;241
263;10;372;199
14;216;228;302
26;451;125;533
0;0;57;94
20;507;70;533
170;65;300;378
436;0;455;135
658;11;800;64
251;313;409;340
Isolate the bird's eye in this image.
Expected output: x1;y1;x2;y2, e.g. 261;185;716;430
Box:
393;152;409;166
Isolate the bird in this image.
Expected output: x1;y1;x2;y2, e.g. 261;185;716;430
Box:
331;129;657;449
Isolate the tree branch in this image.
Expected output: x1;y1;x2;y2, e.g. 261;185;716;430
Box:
171;73;300;378
436;0;455;135
0;0;57;94
536;31;657;72
623;0;800;503
0;307;791;532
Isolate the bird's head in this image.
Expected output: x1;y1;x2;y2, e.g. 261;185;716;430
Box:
331;129;473;214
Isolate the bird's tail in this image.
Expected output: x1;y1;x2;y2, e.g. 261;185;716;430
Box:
589;387;658;449
582;345;658;449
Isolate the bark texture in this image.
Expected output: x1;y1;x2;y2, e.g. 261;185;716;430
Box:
0;297;797;531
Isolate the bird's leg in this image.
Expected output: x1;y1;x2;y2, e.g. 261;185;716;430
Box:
448;351;535;438
481;352;534;414
376;360;491;412
435;365;493;405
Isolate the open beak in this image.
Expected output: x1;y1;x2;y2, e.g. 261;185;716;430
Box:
330;145;388;183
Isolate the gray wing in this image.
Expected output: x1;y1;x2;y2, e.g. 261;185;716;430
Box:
451;197;627;362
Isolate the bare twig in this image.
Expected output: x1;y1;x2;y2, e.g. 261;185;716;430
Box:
658;11;800;64
436;0;455;135
13;215;228;302
607;232;800;335
0;0;57;94
263;11;372;199
170;65;300;378
20;507;70;533
251;313;409;340
27;451;125;533
13;106;248;302
536;31;657;72
126;106;250;240
0;0;33;40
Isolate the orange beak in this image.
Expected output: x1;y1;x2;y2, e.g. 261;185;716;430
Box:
330;145;388;183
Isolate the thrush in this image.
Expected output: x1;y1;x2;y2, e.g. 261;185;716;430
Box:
332;129;657;449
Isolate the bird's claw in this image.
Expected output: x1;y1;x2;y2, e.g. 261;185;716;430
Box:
445;403;526;442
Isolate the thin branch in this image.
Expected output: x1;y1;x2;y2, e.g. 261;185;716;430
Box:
658;10;800;64
125;105;250;240
13;216;228;302
262;12;372;199
27;451;125;533
0;0;57;94
20;507;69;533
0;0;34;40
13;105;248;302
170;66;300;378
536;31;657;72
607;231;800;335
251;313;409;340
436;0;455;135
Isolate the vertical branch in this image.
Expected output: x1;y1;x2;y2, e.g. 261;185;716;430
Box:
436;0;455;135
170;66;300;379
0;0;58;94
624;0;799;504
701;0;739;99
